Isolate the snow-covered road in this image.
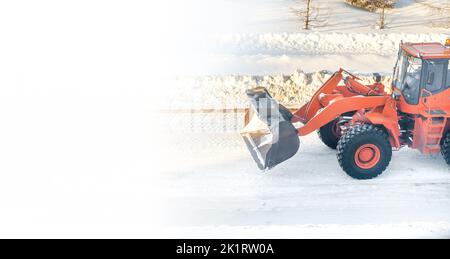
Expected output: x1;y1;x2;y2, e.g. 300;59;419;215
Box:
161;133;450;238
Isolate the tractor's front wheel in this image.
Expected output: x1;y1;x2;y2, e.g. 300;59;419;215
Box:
318;119;341;149
337;124;392;180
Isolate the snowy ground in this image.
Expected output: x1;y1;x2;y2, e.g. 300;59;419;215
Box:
160;132;450;238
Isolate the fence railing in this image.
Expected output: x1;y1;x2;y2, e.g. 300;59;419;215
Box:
160;107;299;133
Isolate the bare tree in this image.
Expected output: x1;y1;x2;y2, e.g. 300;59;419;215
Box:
345;0;396;29
292;0;326;30
373;0;396;29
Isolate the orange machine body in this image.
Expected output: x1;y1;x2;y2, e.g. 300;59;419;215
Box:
290;42;450;154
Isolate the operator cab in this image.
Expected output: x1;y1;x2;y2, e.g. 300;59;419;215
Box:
393;42;450;108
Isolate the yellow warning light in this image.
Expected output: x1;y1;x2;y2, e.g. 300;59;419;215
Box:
446;39;450;47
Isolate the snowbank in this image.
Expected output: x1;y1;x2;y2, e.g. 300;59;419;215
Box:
166;71;392;109
176;33;449;75
211;33;449;56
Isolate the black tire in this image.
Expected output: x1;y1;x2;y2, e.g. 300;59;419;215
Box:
441;131;450;165
318;119;341;149
337;124;392;180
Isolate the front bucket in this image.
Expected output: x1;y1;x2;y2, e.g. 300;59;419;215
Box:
240;87;300;170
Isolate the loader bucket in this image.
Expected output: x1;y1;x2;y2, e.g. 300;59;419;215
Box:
240;87;300;170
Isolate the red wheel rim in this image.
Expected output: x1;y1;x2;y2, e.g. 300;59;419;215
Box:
354;144;381;169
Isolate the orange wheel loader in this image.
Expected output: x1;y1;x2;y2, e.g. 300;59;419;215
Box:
241;40;450;179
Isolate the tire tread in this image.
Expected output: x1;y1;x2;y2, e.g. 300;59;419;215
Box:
337;124;391;180
441;132;450;165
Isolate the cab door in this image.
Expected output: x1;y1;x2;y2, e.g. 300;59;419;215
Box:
420;59;449;114
414;59;449;154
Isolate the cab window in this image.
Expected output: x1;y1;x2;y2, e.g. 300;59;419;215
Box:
393;52;407;90
402;56;422;105
424;60;446;93
447;62;450;88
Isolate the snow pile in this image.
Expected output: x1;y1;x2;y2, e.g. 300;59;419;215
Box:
166;71;392;109
177;32;449;75
211;33;448;56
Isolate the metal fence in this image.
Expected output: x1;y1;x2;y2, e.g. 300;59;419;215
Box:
160;107;299;133
160;108;248;133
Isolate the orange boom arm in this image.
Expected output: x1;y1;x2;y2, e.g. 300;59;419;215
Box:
297;95;390;136
292;69;384;125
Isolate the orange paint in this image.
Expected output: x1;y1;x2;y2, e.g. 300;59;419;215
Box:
354;144;381;169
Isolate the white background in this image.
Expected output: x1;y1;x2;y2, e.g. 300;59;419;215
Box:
0;1;172;238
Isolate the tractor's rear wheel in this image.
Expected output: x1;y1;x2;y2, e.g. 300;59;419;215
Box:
318;119;341;149
337;124;392;180
440;131;450;165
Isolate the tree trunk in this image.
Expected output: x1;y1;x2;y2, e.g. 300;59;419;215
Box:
379;6;385;29
305;0;311;30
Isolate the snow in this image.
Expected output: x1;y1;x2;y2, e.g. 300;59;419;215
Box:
164;222;450;239
161;1;450;238
164;71;394;109
177;32;450;75
1;0;448;238
212;33;447;56
160;133;450;238
172;0;450;34
169;0;450;75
